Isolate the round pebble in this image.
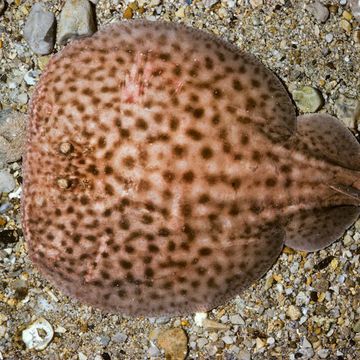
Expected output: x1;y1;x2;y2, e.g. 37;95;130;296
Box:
292;86;324;113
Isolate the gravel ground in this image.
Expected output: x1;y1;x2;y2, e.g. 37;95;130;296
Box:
0;0;359;359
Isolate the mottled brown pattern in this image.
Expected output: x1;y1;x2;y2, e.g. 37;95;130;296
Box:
23;20;359;317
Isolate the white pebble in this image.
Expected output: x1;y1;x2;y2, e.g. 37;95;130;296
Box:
22;318;54;350
194;312;207;326
325;33;334;43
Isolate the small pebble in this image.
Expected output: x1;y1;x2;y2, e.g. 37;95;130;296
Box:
299;337;314;359
22;318;54;350
292;86;324;113
306;1;330;23
203;0;219;8
157;328;188;360
286;305;301;321
334;95;359;129
57;0;96;45
197;337;208;349
111;331;127;343
250;0;263;8
24;70;40;86
97;335;110;346
23;3;56;55
317;348;330;359
229;314;245;325
222;335;234;344
148;344;161;357
325;33;333;43
17;93;28;105
194;312;207;326
0;170;16;193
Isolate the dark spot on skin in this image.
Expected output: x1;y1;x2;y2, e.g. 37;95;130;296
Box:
233;79;243;91
182;171;195;183
162;171;175;183
158;228;170;237
252;150;261;162
193;108;204;118
241;133;249;145
120;259;132;269
186;128;203;141
169;117;179;131
198;193;210;204
265;177;277;187
251;79;261;88
136;118;148;130
173;145;186;158
201;146;213;159
123;156;135;169
104;166;113;174
245;97;257;110
87;164;99;175
198;247;212;256
213;88;223;99
231;177;241;190
159;52;171;61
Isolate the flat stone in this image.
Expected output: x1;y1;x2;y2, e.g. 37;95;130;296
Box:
306;1;329;23
157;328;188;360
0;170;15;193
350;0;360;21
23;3;56;55
0;110;27;167
57;0;96;45
334;95;360;129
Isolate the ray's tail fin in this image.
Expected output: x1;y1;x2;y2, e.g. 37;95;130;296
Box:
284;113;360;252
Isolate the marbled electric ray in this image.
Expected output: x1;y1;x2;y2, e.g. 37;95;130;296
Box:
22;20;360;316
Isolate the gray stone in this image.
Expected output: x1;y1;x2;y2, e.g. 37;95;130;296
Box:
57;0;96;45
0;110;27;167
317;348;330;359
203;0;219;8
197;337;208;349
350;0;360;21
96;335;110;346
229;314;245;325
24;3;56;55
306;1;329;23
334;95;360;130
0;170;15;193
112;331;127;343
299;337;314;360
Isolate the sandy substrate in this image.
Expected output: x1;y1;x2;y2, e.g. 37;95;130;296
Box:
0;0;359;359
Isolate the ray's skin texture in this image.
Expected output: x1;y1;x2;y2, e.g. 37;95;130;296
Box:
22;21;360;316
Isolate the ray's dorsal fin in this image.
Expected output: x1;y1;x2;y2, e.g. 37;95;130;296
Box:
295;114;360;170
284;206;360;252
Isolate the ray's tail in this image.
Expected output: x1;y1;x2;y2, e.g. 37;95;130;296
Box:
284;113;360;252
